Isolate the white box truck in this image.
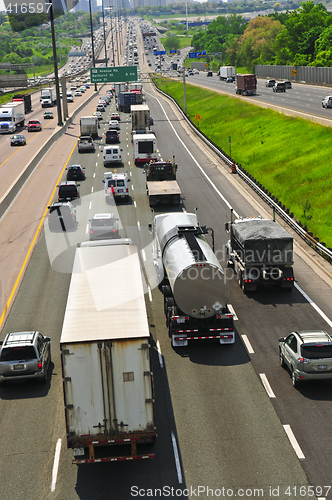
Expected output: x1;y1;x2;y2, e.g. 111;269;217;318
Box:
131;104;150;133
79;116;99;138
133;133;157;165
0;101;25;133
60;239;156;464
219;66;236;81
40;87;57;107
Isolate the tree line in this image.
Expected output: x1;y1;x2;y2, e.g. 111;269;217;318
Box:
192;2;332;70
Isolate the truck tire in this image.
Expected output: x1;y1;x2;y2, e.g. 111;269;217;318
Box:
162;285;172;297
164;297;175;317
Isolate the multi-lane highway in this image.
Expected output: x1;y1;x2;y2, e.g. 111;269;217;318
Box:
0;18;332;500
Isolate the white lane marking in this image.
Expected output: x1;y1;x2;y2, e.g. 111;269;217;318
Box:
146;91;239;217
131;185;134;191
89;201;92;210
51;438;62;492
142;249;146;261
241;334;254;354
171;432;183;484
137;220;140;231
294;282;332;328
95;162;98;167
227;304;238;320
97;153;99;157
91;187;94;193
128;161;131;165
156;339;163;368
283;425;305;459
127;144;129;147
259;373;276;398
93;172;96;178
134;200;137;208
148;285;152;302
86;224;89;234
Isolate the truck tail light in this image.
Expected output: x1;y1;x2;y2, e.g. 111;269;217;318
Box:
38;362;42;370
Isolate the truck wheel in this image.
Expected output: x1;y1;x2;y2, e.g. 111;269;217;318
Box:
164;297;174;317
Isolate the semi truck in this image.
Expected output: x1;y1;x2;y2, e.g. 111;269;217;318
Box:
131;104;150;134
235;74;257;96
219;66;236;81
150;212;234;347
40;87;57;107
130;89;143;104
225;213;294;292
133;133;158;165
118;91;136;112
0;101;25;133
114;82;126;98
145;158;181;206
79;116;99;138
60;239;156;464
12;94;32;113
190;62;208;71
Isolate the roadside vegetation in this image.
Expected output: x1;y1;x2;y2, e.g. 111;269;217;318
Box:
152;77;332;247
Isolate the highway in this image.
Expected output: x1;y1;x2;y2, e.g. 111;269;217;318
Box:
0;18;331;500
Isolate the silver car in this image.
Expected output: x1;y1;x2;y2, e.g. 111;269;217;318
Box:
279;330;332;387
0;331;51;385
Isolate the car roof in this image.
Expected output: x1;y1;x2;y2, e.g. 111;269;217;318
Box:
92;213;115;220
294;330;332;343
4;331;36;345
68;164;82;169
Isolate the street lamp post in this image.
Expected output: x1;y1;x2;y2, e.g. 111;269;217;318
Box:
49;0;63;126
101;0;108;67
88;0;97;91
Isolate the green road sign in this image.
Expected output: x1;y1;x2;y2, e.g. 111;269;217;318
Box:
90;66;138;83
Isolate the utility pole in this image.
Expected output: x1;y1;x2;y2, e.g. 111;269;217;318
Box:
49;0;63;126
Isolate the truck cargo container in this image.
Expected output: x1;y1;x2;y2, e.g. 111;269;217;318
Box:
118;91;136;112
0;102;25;133
79;116;99;138
219;66;236;81
151;212;234;347
235;74;257;96
133;133;158;165
131;104;150;133
225;213;294;292
40;87;57;107
12;94;32;113
60;239;156;464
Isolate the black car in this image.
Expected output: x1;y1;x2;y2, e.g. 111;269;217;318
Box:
66;165;85;181
105;129;120;144
89;213;119;240
10;134;26;146
57;181;80;203
207;71;213;77
283;80;292;89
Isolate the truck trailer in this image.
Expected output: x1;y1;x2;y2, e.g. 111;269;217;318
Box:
60;239;156;464
40;87;57;107
133;133;158;165
79;116;99;138
235;74;257;96
219;66;236;81
225;214;294;292
118;91;136;112
151;212;234;347
12;94;32;113
0;101;25;133
145;158;181;206
131;104;150;134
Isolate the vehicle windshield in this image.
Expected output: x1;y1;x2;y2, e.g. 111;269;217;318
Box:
301;344;332;359
0;346;37;361
0;117;12;122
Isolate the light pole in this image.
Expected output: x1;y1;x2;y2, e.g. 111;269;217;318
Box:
49;0;63;126
88;0;97;91
101;0;108;67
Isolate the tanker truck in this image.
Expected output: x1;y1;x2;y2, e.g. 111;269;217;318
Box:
225;212;294;292
150;212;234;347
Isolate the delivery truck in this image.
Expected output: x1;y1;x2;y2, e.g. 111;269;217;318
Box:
12;94;32;113
60;239;156;464
133;133;158;165
235;74;257;96
225;213;294;291
131;104;150;134
145;158;181;206
0;101;25;133
40;87;57;107
79;116;99;138
118;91;136;112
219;66;236;81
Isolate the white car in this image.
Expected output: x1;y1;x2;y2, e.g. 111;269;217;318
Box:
93;111;103;120
74;90;82;97
108;120;120;130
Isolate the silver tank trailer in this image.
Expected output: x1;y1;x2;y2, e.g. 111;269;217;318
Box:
155;213;230;318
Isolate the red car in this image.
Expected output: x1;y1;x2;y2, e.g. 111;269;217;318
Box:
27;120;42;132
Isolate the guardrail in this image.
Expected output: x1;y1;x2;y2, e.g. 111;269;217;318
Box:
152;79;332;264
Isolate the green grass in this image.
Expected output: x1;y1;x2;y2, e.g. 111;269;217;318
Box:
153;77;332;247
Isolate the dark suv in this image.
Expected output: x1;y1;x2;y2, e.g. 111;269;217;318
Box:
57;181;80;203
0;331;51;385
105;130;120;144
273;82;286;93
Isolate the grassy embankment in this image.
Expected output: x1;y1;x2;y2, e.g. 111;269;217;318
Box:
153;77;332;248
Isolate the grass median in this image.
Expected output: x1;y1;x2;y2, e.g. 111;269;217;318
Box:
153;76;332;248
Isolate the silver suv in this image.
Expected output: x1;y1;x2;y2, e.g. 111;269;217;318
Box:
0;331;51;385
322;96;332;108
279;330;332;387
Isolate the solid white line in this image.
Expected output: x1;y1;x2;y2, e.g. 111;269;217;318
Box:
156;339;163;368
171;432;182;484
146;91;239;217
227;304;238;320
259;373;276;398
283;425;305;459
142;249;146;261
50;438;62;492
148;285;152;302
294;282;332;328
241;334;255;354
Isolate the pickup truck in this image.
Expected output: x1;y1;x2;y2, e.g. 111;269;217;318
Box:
77;135;95;153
